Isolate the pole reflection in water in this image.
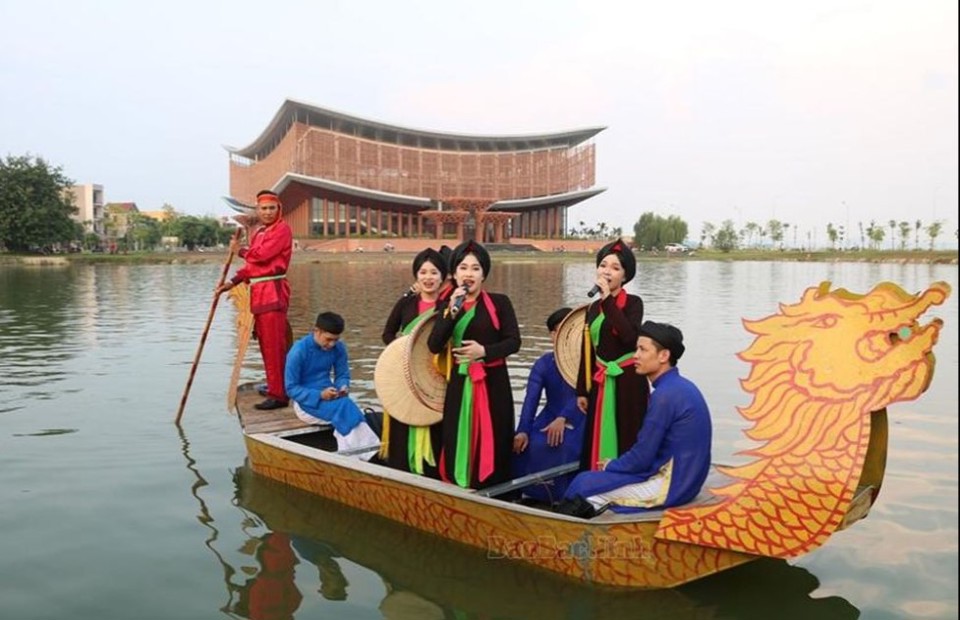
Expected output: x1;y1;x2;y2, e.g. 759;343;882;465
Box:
177;426;244;616
180;425;310;619
231;461;861;620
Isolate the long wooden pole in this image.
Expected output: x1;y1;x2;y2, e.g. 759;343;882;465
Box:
175;227;244;424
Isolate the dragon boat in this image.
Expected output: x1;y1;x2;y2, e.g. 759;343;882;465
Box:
227;280;950;588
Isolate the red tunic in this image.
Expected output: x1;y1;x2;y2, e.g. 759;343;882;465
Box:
231;220;293;401
231;220;293;314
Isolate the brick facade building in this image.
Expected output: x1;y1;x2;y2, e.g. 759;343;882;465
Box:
227;99;605;244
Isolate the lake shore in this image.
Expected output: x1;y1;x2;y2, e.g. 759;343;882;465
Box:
2;247;957;267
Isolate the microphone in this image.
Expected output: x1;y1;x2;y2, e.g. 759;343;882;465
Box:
451;284;470;314
587;284;601;298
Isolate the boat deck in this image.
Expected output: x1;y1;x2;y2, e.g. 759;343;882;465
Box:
235;384;314;435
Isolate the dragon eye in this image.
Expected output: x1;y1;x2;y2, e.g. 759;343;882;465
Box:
812;315;839;328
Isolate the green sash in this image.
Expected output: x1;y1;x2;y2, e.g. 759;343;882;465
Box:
404;308;436;474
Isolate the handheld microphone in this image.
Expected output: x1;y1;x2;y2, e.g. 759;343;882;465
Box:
451;284;470;313
587;284;601;298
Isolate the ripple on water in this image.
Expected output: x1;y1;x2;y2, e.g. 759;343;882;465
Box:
12;428;78;437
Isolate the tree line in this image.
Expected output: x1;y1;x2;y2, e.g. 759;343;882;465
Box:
0;154;233;253
628;211;949;253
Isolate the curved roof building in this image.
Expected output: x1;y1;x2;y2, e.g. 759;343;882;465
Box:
227;99;605;244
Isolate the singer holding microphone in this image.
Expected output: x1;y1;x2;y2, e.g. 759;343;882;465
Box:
577;238;649;472
427;240;521;489
379;247;451;476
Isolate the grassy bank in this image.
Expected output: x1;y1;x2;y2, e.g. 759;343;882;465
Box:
2;247;957;266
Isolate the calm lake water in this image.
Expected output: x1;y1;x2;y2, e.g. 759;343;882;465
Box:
0;257;956;620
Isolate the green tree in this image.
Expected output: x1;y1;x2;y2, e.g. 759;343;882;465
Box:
569;219;616;240
164;215;224;249
711;220;739;253
898;221;911;250
826;223;839;250
888;220;896;250
700;222;715;249
925;220;943;250
741;222;758;247
757;225;768;248
914;219;922;250
632;212;689;250
767;219;784;250
216;224;236;245
128;212;161;250
0;155;77;252
867;220;885;250
83;231;101;251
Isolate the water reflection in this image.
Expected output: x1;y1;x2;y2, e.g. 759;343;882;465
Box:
0;266;80;410
231;462;859;620
177;426;246;615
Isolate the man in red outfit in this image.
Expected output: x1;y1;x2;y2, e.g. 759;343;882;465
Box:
218;190;293;410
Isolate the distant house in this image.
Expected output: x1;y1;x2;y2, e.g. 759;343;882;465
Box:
104;202;140;238
141;209;176;223
66;184;105;235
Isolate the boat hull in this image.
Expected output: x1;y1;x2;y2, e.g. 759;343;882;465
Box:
244;432;756;588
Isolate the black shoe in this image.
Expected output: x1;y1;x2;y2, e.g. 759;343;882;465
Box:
254;398;289;411
257;387;269;397
555;497;599;519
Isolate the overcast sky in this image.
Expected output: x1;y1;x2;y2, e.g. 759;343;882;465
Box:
2;0;957;247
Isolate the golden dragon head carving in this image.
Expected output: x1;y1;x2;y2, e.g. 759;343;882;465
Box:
657;281;950;558
740;280;949;415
